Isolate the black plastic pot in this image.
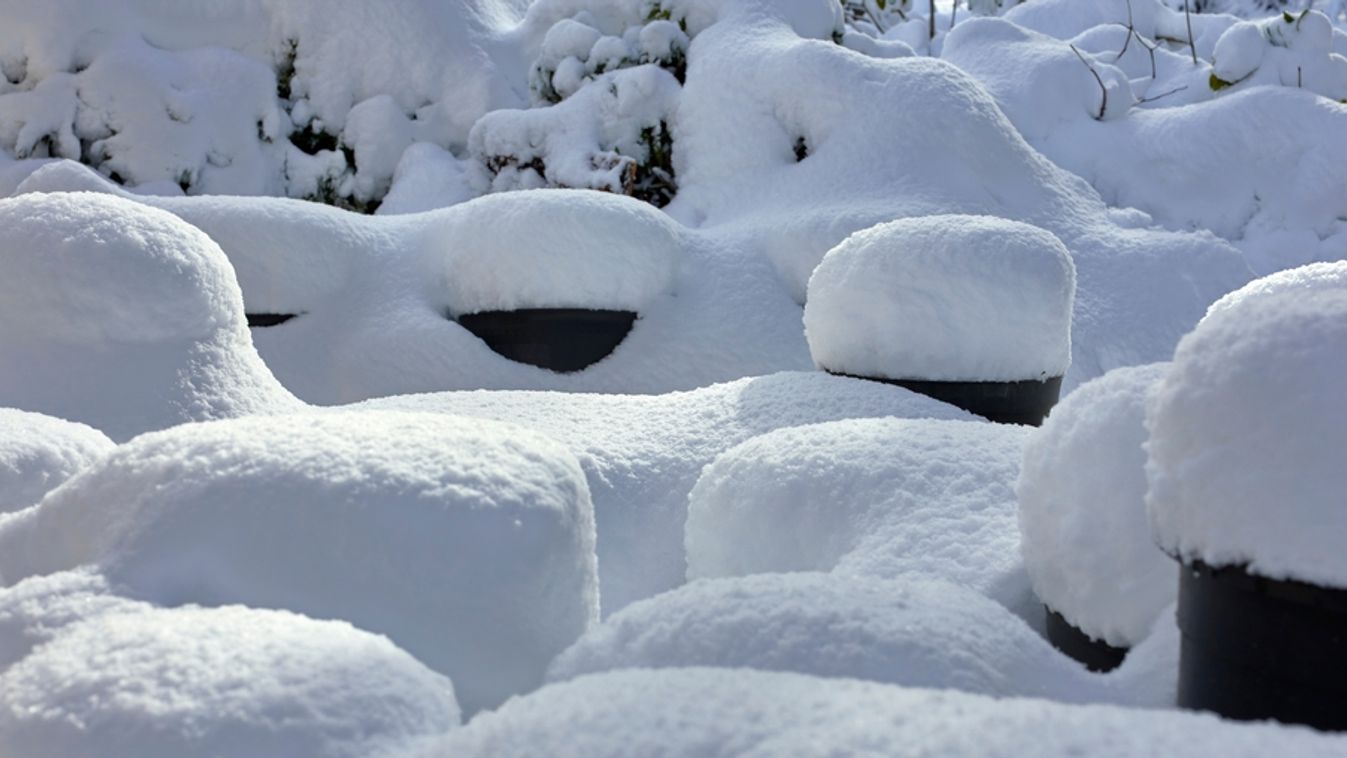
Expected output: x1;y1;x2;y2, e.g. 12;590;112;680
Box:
1177;560;1347;731
246;312;299;328
1044;605;1128;673
457;308;637;373
832;374;1062;426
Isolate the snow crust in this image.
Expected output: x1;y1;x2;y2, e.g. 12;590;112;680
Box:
434;189;682;314
804;215;1075;382
0;411;597;715
0;410;112;514
364;371;970;613
412;667;1347;758
549;573;1100;703
685;418;1032;612
1147;272;1347;586
1018;363;1175;647
0;604;461;758
0;192;302;440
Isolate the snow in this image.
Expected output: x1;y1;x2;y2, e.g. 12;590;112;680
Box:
1147;276;1347;587
435;189;683;314
0;604;460;758
0;569;141;672
548;573;1101;703
362;372;971;613
412;667;1347;757
1201;260;1347;322
0;192;302;441
0;410;112;515
804;215;1076;382
0;411;598;715
684;418;1033;615
1017;363;1175;648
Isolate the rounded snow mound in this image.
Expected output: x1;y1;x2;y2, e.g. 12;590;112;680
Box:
0;409;113;514
0;192;239;343
0;191;301;440
0;604;460;758
685;417;1030;605
0;411;598;715
1017;363;1174;647
1148;282;1347;587
433;189;683;315
548;573;1098;702
1201;261;1347;325
804;215;1075;382
413;667;1347;757
0;569;142;672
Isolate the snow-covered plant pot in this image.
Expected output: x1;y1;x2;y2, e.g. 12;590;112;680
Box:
1018;364;1174;672
804;215;1075;426
1147;267;1347;730
436;190;682;373
456;308;638;373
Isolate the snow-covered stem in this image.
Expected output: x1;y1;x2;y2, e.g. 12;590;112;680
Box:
1070;45;1108;121
1184;0;1198;65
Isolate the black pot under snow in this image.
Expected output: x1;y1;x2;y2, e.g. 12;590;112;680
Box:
246;312;299;328
457;308;637;373
833;374;1062;426
1177;561;1347;731
1044;606;1128;673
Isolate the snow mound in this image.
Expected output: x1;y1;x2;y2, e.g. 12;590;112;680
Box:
685;417;1031;610
413;667;1347;757
548;573;1099;702
432;189;683;314
804;215;1076;382
0;411;598;715
1147;281;1347;587
0;409;112;514
0;604;460;758
1017;363;1175;647
0;569;143;672
1202;260;1347;323
1210;11;1347;100
364;371;971;613
0;192;301;440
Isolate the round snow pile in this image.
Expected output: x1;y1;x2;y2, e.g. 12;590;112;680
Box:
1201;260;1347;325
0;192;301;441
0;410;113;514
685;418;1030;605
1017;363;1174;648
1147;279;1347;586
413;667;1347;757
0;605;461;758
549;573;1099;702
434;189;683;315
804;215;1075;382
1210;11;1347;100
0;569;143;671
0;411;598;715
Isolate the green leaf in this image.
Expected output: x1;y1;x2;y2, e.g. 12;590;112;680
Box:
1283;11;1295;23
1209;73;1233;91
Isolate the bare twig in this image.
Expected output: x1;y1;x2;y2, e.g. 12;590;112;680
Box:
950;0;959;31
1070;44;1108;120
929;0;936;40
1138;84;1188;104
1184;0;1197;65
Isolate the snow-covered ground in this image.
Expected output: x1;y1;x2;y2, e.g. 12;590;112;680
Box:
2;0;1346;755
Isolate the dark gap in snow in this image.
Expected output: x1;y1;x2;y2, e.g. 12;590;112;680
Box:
247;313;300;328
793;136;809;162
457;308;637;373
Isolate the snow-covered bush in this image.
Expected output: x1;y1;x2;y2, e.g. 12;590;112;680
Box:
0;411;599;715
0;410;112;515
1208;10;1347;99
1017;363;1174;648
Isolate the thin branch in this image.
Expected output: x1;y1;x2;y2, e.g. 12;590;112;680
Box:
1184;0;1197;65
1070;44;1108;120
1138;84;1188;104
929;0;937;40
950;0;959;31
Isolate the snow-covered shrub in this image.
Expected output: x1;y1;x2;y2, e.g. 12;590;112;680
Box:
1208;10;1347;99
0;410;112;515
0;192;301;440
1017;363;1174;649
0;411;599;715
528;4;690;105
0;604;461;758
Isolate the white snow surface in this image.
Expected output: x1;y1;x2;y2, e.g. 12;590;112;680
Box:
408;667;1347;758
1201;259;1347;323
0;192;302;440
0;410;112;514
0;411;598;715
548;573;1102;703
362;371;971;613
1017;363;1175;648
435;189;682;314
0;569;142;672
1147;279;1347;587
804;215;1076;382
0;604;461;758
685;417;1034;615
